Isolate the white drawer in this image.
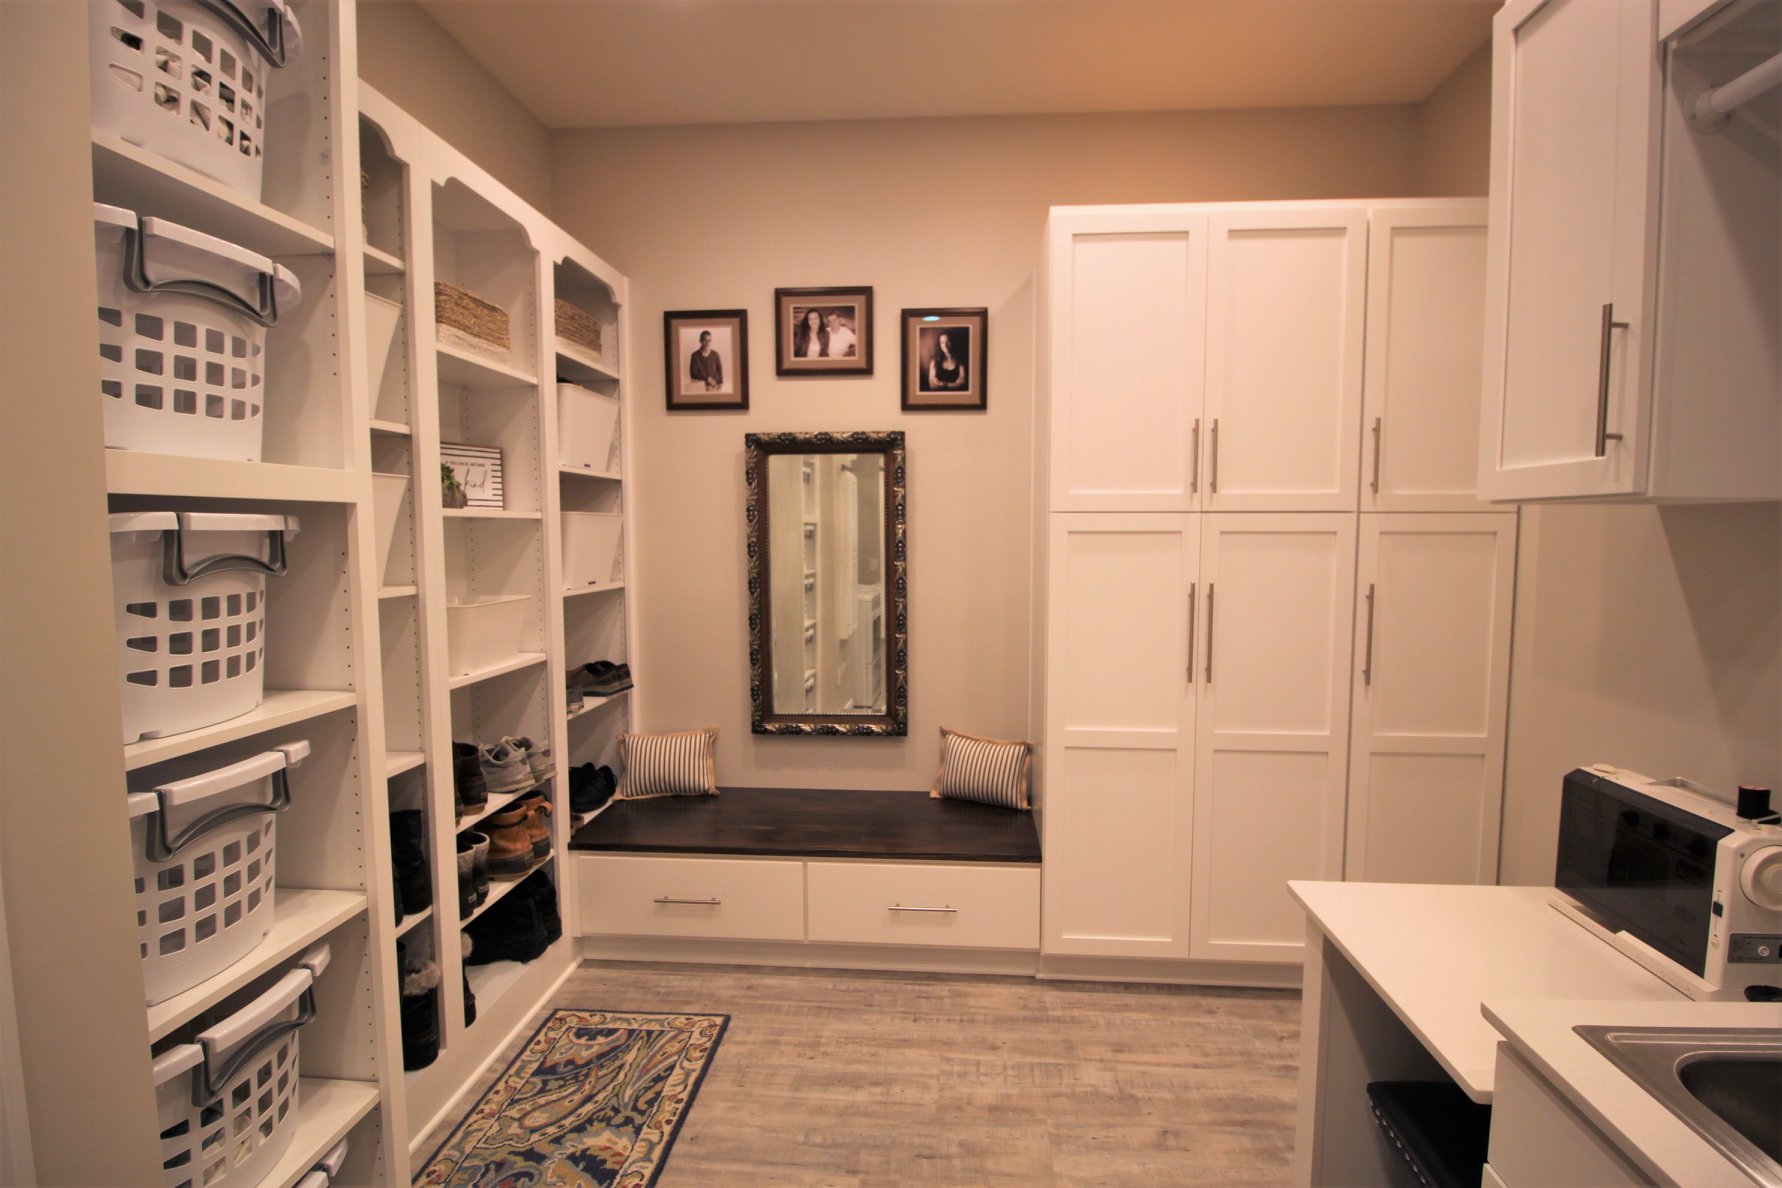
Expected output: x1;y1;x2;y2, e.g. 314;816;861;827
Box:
578;854;804;941
806;861;1040;949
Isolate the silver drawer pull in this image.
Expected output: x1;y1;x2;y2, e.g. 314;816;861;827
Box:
888;904;957;914
653;896;721;906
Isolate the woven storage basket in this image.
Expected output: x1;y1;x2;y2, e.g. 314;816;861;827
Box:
435;282;509;361
555;299;601;356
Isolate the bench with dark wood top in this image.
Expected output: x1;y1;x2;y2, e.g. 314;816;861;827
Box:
568;786;1041;863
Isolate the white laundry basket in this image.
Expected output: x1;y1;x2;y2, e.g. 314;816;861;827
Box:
561;512;623;590
556;382;620;474
90;0;304;201
94;203;302;462
110;511;301;743
127;741;305;1005
151;943;327;1188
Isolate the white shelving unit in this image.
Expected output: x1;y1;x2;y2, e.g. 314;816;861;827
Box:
358;83;631;1153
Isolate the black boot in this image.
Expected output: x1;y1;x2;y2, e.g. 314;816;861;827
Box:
398;941;441;1070
390;810;433;915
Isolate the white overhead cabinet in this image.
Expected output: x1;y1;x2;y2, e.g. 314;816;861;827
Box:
1038;200;1515;975
1479;0;1779;501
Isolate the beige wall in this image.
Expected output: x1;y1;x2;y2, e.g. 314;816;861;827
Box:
1416;43;1492;196
356;0;553;212
551;106;1422;789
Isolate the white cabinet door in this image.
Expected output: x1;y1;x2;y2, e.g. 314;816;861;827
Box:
1346;514;1517;886
1203;209;1367;512
1047;208;1208;511
1042;514;1198;958
1479;0;1660;500
1190;514;1356;963
1363;205;1492;512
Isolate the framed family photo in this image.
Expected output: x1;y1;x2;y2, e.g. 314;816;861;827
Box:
775;286;873;376
663;309;749;411
901;307;987;411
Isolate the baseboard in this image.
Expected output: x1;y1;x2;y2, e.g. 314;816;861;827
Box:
1037;953;1302;990
577;935;1041;976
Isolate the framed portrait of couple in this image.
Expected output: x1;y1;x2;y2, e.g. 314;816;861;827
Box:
901;307;987;411
774;286;872;377
663;310;749;411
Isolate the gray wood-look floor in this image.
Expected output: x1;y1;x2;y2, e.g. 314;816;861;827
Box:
414;960;1303;1186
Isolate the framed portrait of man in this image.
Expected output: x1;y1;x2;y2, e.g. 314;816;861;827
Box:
774;286;873;376
664;309;749;411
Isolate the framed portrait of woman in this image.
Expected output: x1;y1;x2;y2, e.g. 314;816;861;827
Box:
774;286;873;376
901;307;987;411
663;309;749;411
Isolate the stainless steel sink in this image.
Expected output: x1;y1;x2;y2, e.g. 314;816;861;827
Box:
1575;1025;1782;1188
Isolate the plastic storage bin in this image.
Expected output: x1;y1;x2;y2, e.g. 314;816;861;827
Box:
151;943;327;1188
561;512;623;590
89;0;304;201
445;595;531;675
94;203;302;462
556;382;620;474
127;741;306;1005
109;510;300;743
371;472;408;587
363;292;402;407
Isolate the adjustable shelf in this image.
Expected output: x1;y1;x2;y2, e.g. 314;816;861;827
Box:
459;856;552;928
364;243;405;276
122;690;356;771
106;453;360;502
436;342;535;389
447;652;547;690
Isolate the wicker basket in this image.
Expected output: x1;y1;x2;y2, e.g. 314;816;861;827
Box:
435;282;511;360
555;299;602;357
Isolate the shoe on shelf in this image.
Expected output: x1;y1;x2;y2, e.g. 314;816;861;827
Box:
483;803;535;874
453;742;489;814
573;660;633;697
461;934;477;1026
514;790;553;857
569;763;617;814
455;833;481;916
504;735;556;782
565;681;585;712
398;941;441;1071
464;830;490;905
390;810;432;916
479;740;534;795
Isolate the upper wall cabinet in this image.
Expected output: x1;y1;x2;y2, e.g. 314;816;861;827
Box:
1478;0;1779;502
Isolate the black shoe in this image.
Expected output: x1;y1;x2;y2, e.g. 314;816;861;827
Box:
398;941;441;1070
390;811;432;915
569;762;615;813
452;741;489;814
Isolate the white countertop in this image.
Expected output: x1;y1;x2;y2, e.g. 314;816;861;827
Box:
1484;997;1782;1188
1289;881;1686;1101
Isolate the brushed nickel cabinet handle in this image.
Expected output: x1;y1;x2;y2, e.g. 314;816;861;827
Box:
1209;419;1220;494
1204;583;1215;684
1190;418;1201;494
1370;417;1383;494
1596;303;1629;457
654;896;721;906
889;904;958;914
1362;583;1377;687
1186;581;1197;680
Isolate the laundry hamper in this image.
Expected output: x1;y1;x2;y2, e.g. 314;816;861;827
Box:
94;203;303;462
109;511;301;743
127;741;306;1005
89;0;304;201
293;1138;348;1188
151;943;328;1188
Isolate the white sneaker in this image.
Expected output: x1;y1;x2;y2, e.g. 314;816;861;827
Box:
504;735;556;782
479;740;534;793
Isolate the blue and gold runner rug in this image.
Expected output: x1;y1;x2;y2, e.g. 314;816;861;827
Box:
415;1009;728;1187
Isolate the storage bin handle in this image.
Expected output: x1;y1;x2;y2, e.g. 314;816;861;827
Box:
143;742;306;862
191;943;328;1106
194;0;303;69
160;513;291;585
118;218;289;327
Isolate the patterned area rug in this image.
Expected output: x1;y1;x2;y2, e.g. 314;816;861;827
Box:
414;1009;728;1187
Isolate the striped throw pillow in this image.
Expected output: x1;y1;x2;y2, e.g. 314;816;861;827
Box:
929;727;1032;810
616;727;719;799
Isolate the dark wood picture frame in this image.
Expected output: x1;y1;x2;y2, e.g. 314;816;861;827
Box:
901;307;987;411
663;309;749;411
774;287;873;376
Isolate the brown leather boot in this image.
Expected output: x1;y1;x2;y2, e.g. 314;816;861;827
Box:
483;804;534;874
514;791;552;857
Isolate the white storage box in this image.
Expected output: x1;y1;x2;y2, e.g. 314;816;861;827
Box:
445;595;531;676
371;472;407;587
151;943;327;1188
557;382;620;474
363;292;402;406
94;203;302;462
127;741;306;1005
110;511;300;743
561;512;623;591
90;0;304;201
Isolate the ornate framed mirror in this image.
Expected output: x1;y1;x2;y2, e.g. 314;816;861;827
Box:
745;431;907;735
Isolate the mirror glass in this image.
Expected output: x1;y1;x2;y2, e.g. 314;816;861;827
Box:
746;432;907;735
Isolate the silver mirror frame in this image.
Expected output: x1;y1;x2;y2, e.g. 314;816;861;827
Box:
745;430;907;736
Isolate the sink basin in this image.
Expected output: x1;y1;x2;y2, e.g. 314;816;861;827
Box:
1576;1025;1782;1188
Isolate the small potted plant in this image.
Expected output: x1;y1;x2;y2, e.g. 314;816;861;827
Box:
441;462;468;509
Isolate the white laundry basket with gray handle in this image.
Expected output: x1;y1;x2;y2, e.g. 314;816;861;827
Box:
127;740;305;1005
94;202;301;462
151;942;327;1188
90;0;303;200
109;510;300;743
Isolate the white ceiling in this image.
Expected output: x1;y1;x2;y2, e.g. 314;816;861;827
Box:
409;0;1500;130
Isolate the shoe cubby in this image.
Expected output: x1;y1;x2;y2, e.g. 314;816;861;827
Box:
431;179;538;384
359;116;408;275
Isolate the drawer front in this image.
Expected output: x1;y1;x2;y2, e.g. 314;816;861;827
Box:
806;862;1040;949
578;854;804;941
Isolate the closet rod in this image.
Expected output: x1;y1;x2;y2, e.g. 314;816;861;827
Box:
1690;50;1782;129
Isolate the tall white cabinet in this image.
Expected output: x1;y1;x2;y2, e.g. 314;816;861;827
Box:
1038;200;1516;976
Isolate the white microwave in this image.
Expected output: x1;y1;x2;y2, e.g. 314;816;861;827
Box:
1552;765;1782;1001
